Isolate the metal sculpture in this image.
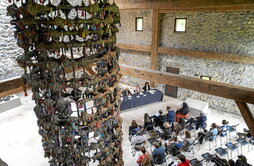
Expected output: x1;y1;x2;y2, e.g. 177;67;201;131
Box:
7;0;123;165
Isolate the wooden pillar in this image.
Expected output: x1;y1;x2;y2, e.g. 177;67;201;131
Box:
150;9;160;87
235;101;254;137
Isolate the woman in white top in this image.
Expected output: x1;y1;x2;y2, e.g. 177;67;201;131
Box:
182;131;193;152
135;84;142;93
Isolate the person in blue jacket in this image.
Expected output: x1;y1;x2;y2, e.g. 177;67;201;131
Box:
195;112;207;130
205;123;219;141
186;112;207;130
167;106;176;124
152;142;166;165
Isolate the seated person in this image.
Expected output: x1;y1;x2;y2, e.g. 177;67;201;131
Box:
237;128;252;139
182;131;194;152
167;106;176;124
144;113;155;131
152;142;166;165
136;147;153;166
154;110;167;129
134;84;142;93
129;120;139;136
165;136;183;155
160;122;172;140
236;155;252;166
122;88;132;96
131;131;147;150
142;82;151;91
176;102;189;115
228;159;235;166
148;130;160;145
177;154;190;166
173;118;186;136
204;123;218;141
219;119;229;137
176;102;189;122
186;112;207;130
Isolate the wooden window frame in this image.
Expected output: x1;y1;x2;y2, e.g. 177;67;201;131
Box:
135;17;143;32
174;18;187;32
200;75;212;80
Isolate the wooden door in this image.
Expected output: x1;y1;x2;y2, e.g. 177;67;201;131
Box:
165;67;179;98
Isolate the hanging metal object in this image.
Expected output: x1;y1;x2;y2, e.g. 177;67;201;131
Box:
7;0;123;165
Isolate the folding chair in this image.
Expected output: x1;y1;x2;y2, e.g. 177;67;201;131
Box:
236;138;250;154
225;142;238;159
214;147;229;160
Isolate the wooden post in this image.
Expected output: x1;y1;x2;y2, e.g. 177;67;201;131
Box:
235;101;254;137
150;9;160;87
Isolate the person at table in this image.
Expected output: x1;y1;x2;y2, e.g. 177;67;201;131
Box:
142;82;151;91
134;84;142;93
122;88;132;96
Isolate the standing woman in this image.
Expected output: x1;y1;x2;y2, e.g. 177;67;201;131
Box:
143;82;151;91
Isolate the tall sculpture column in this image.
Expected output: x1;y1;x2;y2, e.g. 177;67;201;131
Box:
7;0;123;165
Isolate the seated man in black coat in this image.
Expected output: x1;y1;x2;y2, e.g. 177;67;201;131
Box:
154;110;167;129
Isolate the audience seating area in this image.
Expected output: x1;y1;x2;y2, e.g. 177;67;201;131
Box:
128;105;253;166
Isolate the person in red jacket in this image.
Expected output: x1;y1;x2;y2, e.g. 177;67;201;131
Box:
177;154;190;166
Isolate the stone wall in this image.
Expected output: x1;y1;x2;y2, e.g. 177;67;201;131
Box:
0;1;23;80
118;10;254;115
117;9;152;45
160;11;254;55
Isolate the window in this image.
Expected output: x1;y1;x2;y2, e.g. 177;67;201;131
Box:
200;75;212;80
174;18;187;32
135;17;143;31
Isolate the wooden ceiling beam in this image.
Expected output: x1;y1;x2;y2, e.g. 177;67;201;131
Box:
116;43;254;65
116;0;254;12
116;43;151;52
119;64;254;105
235;101;254;137
159;4;254;13
158;47;254;65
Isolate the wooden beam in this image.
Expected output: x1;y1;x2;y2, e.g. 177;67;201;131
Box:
150;9;160;70
158;47;254;65
159;4;254;13
235;101;254;137
116;43;151;52
0;77;24;98
119;64;254;104
116;0;254;12
150;9;160;87
116;44;254;65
